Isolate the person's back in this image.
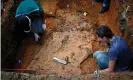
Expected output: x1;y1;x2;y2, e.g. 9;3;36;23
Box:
108;36;133;72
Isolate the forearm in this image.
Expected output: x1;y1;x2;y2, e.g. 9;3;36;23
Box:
100;68;114;73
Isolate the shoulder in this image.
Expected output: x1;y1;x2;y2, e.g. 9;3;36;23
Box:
111;36;125;47
109;36;122;53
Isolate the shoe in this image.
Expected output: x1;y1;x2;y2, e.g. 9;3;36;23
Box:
99;7;109;14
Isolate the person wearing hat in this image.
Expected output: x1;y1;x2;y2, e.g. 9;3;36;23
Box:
93;26;133;73
15;0;46;42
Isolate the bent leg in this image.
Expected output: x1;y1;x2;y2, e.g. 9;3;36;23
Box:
93;51;109;70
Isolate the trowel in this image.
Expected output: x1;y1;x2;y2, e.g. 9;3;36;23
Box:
53;57;67;65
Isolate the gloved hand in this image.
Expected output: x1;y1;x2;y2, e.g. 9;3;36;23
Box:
34;33;40;42
42;24;46;31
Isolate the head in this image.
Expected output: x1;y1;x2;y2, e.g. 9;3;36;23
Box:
96;25;114;44
17;15;31;33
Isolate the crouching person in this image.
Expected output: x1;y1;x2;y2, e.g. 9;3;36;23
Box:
93;26;133;73
15;0;46;42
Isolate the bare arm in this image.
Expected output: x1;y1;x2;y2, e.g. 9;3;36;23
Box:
100;60;116;73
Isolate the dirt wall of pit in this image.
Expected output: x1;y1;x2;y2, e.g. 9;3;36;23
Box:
120;0;133;50
1;0;22;68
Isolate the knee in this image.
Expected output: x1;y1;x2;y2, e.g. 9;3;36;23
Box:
93;51;103;59
96;55;105;61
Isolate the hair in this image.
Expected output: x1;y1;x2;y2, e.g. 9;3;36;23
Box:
96;25;114;39
17;15;31;33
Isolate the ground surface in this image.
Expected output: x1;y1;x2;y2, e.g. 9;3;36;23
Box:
12;0;123;77
2;71;133;80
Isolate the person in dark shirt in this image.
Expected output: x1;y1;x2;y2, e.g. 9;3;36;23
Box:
93;25;133;73
15;0;46;42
